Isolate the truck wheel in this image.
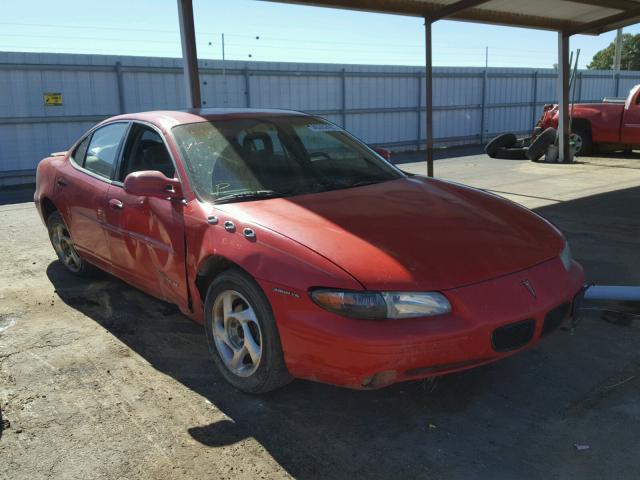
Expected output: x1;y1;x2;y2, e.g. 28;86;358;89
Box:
485;133;517;158
570;126;592;156
204;269;293;394
526;127;557;161
494;147;528;160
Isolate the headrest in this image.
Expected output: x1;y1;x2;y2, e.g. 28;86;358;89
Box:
242;132;273;157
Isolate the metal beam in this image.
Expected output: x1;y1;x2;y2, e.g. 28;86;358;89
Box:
567;7;640;35
177;0;201;108
264;1;584;33
425;19;434;178
427;0;490;21
565;0;633;10
558;32;571;163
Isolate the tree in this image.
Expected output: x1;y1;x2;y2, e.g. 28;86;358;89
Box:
587;33;640;70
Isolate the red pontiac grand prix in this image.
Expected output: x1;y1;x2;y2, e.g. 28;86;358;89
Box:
35;109;584;393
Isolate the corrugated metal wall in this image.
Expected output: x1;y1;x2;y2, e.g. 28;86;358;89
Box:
2;51;640;186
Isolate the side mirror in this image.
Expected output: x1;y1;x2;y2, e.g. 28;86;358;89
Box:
372;147;391;161
123;170;182;199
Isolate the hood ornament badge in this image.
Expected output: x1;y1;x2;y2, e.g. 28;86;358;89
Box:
521;279;537;298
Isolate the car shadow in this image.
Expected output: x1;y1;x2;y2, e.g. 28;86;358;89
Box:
46;185;640;479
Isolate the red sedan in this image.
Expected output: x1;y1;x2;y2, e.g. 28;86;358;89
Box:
34;109;584;393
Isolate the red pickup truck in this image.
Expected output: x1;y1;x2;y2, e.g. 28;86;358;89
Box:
536;84;640;155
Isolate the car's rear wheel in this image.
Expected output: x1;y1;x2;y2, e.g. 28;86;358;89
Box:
47;211;91;275
204;269;292;393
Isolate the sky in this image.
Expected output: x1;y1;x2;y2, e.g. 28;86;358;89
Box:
1;0;639;69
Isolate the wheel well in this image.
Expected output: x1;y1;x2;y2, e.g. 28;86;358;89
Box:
195;255;245;304
41;197;58;223
572;118;591;137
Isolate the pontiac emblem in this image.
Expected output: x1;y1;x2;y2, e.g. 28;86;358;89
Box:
521;279;537;298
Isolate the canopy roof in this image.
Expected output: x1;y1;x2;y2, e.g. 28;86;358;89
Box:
262;0;640;35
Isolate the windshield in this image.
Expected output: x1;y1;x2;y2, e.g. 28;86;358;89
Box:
171;115;404;203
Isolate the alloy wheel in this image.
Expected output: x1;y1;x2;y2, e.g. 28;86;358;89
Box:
51;223;82;273
570;133;583;154
211;290;263;377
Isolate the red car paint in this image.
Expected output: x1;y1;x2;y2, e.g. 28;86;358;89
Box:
35;109;584;390
537;84;640;146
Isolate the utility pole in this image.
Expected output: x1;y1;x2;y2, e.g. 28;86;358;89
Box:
613;28;623;71
221;33;228;106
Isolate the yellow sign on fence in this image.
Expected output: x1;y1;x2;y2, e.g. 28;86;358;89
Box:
44;92;63;106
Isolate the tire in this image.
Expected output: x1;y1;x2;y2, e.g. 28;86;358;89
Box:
203;269;292;394
526;127;557;161
494;147;528;160
47;211;92;275
570;125;592;156
485;133;517;157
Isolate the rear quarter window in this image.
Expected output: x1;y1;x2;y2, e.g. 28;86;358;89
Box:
71;136;90;166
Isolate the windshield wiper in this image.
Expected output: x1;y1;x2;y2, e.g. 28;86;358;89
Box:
321;178;385;191
347;179;384;188
214;190;285;204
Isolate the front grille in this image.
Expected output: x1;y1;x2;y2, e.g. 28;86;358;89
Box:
492;319;536;352
541;302;570;336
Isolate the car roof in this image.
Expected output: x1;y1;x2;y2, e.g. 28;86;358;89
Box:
104;108;310;131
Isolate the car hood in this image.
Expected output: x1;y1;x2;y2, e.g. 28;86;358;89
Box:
216;177;564;291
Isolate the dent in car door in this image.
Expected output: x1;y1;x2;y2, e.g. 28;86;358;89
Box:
104;124;188;306
105;186;188;305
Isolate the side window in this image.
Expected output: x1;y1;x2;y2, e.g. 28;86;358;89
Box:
71;136;91;166
84;123;129;179
119;125;175;180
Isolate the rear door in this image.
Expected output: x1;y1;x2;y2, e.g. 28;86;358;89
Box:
57;122;129;268
105;122;188;306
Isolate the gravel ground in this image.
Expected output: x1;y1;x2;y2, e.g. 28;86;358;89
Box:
1;166;640;479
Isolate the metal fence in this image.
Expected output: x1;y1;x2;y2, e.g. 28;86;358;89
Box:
2;50;640;186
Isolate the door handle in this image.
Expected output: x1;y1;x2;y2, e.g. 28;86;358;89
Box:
56;178;67;187
109;198;124;210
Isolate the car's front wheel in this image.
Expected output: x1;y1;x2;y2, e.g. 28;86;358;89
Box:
47;211;92;275
204;269;292;393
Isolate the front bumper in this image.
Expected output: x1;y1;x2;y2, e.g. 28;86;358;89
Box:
266;257;585;389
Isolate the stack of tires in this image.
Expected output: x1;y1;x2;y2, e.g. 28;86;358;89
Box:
484;133;527;159
484;127;558;162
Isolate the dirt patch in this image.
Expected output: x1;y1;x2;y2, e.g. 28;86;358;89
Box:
2;198;640;479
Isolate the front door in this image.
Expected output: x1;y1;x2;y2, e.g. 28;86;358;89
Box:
621;85;640;144
104;123;188;306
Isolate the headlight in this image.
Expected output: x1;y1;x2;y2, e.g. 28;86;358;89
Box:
560;240;572;271
310;289;451;320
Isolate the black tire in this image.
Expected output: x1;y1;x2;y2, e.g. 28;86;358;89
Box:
494;147;528;160
570;125;592;156
47;211;93;275
204;269;292;394
485;133;517;157
526;127;557;161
